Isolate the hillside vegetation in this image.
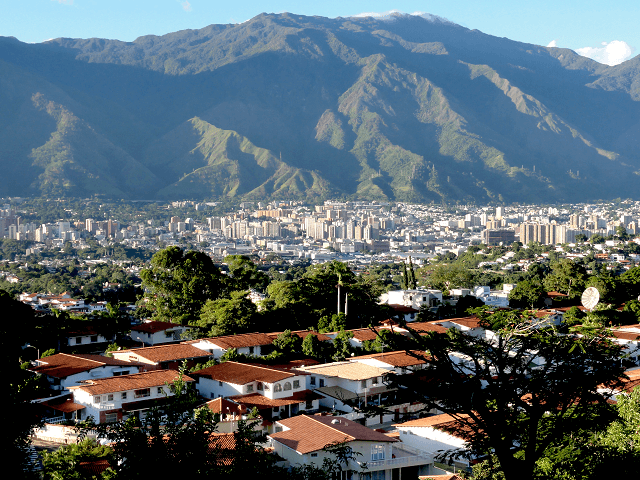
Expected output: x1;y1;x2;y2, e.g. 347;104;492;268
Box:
1;13;640;202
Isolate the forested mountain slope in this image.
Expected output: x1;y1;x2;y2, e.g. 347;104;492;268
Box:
1;12;639;202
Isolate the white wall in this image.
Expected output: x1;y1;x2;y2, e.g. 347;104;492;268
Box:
72;384;171;423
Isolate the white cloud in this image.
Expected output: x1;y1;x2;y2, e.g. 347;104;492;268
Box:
575;40;635;66
350;10;453;24
547;40;558;48
179;1;192;12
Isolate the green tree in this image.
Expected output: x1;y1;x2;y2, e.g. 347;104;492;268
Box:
140;247;224;324
223;255;269;292
41;438;115;480
331;329;354;361
272;329;302;356
198;290;257;337
508;280;545;309
302;333;328;360
421;263;474;292
396;319;626;480
542;259;587;299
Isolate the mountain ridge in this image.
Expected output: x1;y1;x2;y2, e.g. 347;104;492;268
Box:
1;12;640;203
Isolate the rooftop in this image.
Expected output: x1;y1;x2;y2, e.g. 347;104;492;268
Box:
298;362;390;381
68;369;193;395
191;361;295;384
269;414;396;454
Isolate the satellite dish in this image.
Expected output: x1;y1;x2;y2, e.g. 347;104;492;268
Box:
581;287;600;311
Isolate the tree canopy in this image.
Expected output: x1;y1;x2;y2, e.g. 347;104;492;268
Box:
395;315;627;480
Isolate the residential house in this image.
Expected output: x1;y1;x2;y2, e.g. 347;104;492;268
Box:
269;414;434;480
351;350;429;375
393;413;475;475
187;332;275;359
298;361;413;425
386;304;420;323
110;343;213;371
65;324;115;348
386;289;444;310
29;353;142;392
191;361;320;422
67;369;194;424
129;321;193;346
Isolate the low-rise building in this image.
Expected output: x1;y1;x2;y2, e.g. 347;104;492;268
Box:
68;369;194;424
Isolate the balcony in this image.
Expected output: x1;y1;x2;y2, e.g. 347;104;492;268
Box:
351;446;433;470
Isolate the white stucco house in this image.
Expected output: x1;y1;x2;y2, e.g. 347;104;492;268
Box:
67;369;194;424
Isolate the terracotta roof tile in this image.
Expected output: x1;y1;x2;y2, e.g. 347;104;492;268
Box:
352;350;430;367
226;390;323;409
406;321;448;334
30;353;141;379
112;344;211;364
269;415;396;454
68;369;193;395
197;332;274;349
191;361;295;384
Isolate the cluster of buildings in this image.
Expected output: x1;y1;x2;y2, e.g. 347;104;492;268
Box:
28;305;640;478
5;201;640;271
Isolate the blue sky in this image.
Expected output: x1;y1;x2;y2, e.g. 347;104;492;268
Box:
2;1;638;65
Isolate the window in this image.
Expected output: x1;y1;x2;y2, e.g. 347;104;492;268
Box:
121;392;127;400
310;376;316;386
219;381;223;387
246;384;254;393
310;453;318;458
361;380;367;388
274;383;282;392
249;346;255;354
293;380;300;389
90;335;98;343
113;370;130;377
319;379;325;388
107;394;114;401
134;388;150;398
105;413;118;423
372;377;379;385
75;337;82;344
94;396;101;404
257;382;263;391
283;382;292;391
371;444;385;461
157;387;163;394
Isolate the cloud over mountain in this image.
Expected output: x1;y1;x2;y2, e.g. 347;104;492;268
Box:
576;40;635;66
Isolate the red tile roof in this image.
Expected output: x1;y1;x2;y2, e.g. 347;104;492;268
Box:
200;332;274;349
39;394;86;413
68;369;193;395
113;344;211;364
191;361;295;384
30;353;141;379
405;321;448;335
226;390;323;409
269;415;396;454
353;350;430;367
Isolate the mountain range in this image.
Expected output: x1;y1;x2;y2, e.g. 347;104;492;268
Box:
1;12;640;203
